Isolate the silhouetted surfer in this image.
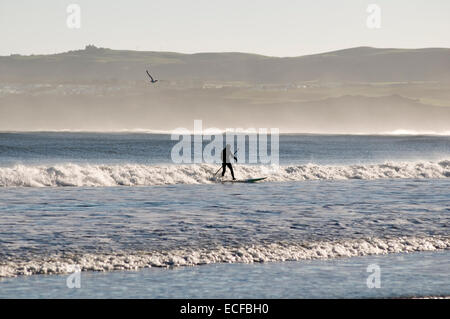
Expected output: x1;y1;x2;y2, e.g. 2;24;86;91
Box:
146;70;158;83
221;144;237;180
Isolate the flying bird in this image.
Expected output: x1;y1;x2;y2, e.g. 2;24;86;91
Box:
146;70;158;83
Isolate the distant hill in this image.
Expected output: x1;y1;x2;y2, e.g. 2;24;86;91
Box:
1;45;449;132
1;45;449;83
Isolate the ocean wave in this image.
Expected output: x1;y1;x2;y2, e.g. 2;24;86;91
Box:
0;160;449;187
1;236;448;278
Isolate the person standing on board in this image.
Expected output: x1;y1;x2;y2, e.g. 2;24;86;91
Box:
221;144;237;180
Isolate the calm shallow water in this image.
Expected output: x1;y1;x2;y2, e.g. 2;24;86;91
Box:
1;251;448;298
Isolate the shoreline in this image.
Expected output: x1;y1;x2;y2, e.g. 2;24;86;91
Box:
1;250;448;298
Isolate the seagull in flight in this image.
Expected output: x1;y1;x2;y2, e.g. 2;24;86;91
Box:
146;70;158;83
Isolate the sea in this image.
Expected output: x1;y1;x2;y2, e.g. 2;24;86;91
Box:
0;132;449;298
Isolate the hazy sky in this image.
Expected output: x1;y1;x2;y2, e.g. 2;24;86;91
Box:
1;0;449;56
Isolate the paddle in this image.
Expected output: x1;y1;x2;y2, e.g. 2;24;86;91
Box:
213;166;222;176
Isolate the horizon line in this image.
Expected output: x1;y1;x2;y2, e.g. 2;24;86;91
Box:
2;129;450;137
3;45;450;59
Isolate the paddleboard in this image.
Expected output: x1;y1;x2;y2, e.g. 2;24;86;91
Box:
221;177;267;183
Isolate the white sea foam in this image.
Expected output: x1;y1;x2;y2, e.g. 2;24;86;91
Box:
0;160;449;187
0;236;448;278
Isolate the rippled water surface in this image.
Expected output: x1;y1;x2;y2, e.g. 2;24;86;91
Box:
0;133;448;286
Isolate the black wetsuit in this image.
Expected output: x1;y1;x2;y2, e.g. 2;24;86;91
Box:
221;148;237;179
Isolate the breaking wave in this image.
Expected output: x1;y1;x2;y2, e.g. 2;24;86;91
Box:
0;160;449;187
1;236;448;277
